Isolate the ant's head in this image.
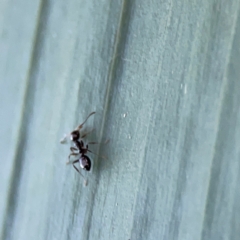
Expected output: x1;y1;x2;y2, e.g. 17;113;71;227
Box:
70;130;80;141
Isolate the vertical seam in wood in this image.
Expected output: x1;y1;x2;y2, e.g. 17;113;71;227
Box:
200;2;240;239
82;0;136;239
1;1;49;239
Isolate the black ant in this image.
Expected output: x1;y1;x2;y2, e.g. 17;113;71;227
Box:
61;111;106;184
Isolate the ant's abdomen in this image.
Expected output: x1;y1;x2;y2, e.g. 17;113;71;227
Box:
79;155;91;171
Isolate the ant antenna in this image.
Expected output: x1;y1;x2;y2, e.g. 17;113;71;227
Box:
75;111;96;131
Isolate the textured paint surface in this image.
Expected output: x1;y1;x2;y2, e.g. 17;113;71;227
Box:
0;0;240;240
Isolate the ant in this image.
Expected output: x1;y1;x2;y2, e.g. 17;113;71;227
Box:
61;111;106;184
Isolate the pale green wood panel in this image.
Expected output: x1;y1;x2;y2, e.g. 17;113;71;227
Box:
0;0;42;236
0;0;240;240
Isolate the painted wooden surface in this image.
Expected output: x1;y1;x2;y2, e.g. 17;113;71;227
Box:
0;0;240;240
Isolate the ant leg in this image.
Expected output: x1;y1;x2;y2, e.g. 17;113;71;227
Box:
75;112;96;131
66;148;79;164
68;152;79;159
72;160;87;186
67;153;79;164
72;160;83;176
70;147;78;152
87;139;110;145
88;141;101;145
86;146;107;160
